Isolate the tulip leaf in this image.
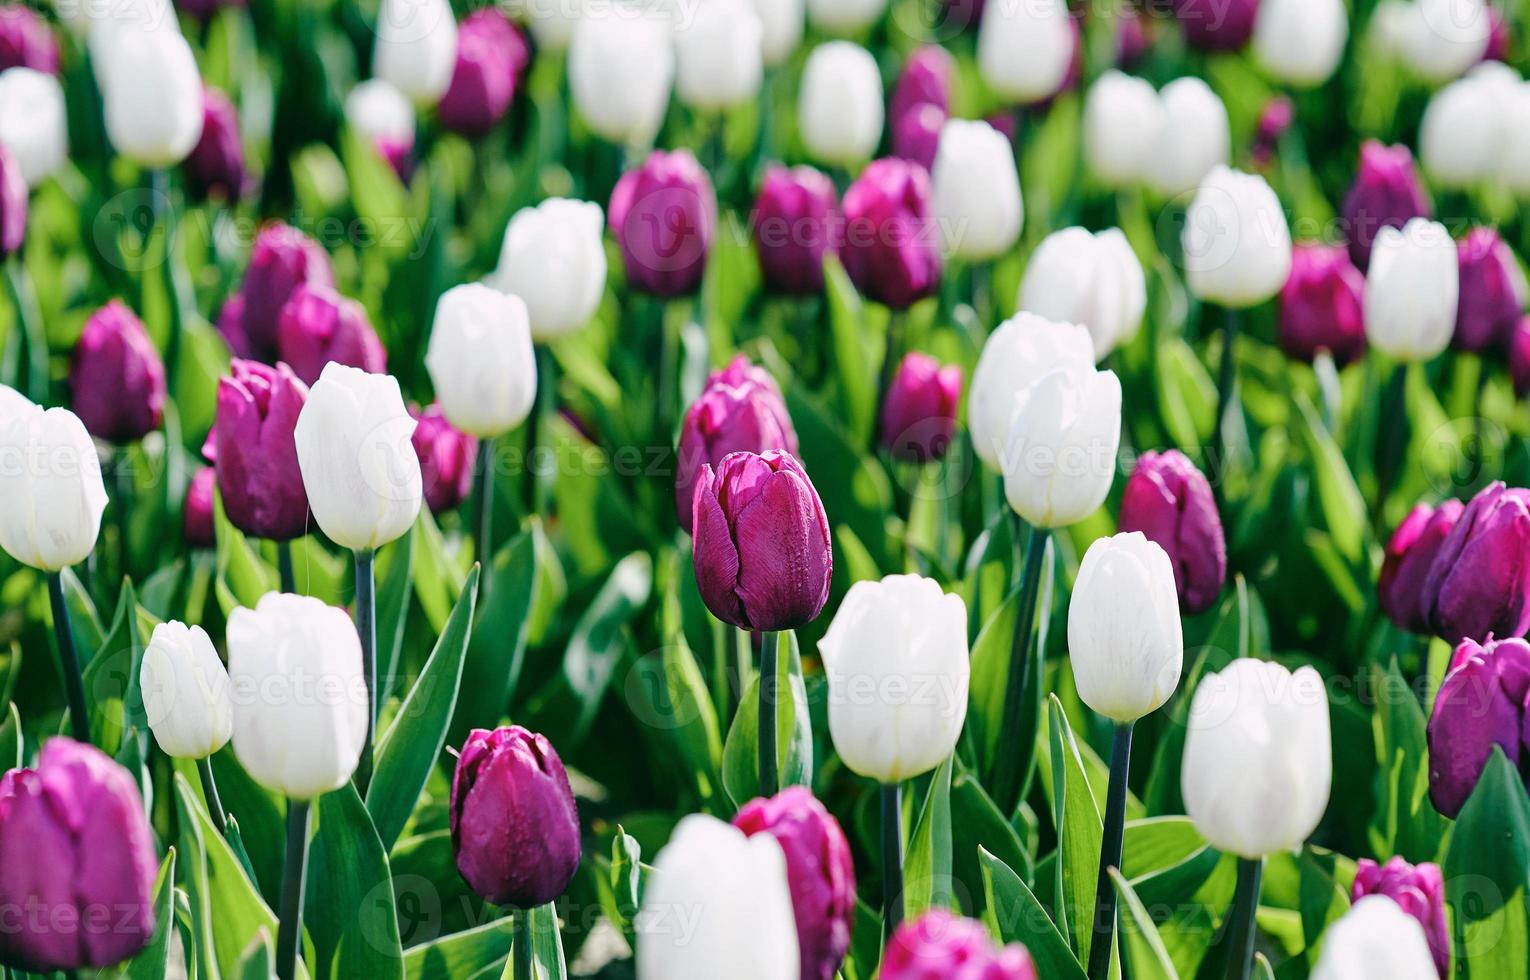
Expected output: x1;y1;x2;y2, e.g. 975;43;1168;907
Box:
0;701;19;770
375;527;415;705
1444;748;1530;980
904;755;955;921
1293;391;1367;565
532;902;569;980
209;750;286;904
1046;695;1105;965
412;507;466;635
118;848;177;980
59;567;106;655
212;494;276;615
452;530;537;750
403;919;516;980
1155;337;1217;453
1110;868;1179;980
1367;658;1445;864
1252;952;1275;980
951;762;1034;914
823;254;876;445
978;847;1087;980
721;630;813;805
305;784;405;980
81;579;146;757
369;564;480;851
236;929;276;980
658;634;725;805
967;590;1020;789
593;827;648;951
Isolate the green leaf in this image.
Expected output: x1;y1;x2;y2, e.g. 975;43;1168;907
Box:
1293;391;1367;564
305;784;405;980
978;847;1087;980
403;920;515;980
593;828;648;952
1444;748;1530;980
81;580;146;756
824;255;876;444
1156;338;1217;452
722;631;813;804
1110;868;1179;980
375;528;416;702
1368;658;1445;863
236;929;276;980
904;755;955;921
532;903;569;980
952;762;1034;904
453;530;537;748
1044;695;1105;964
174;773;277;980
659;633;725;804
213;493;275;614
0;701;19;769
118;849;177;980
60;567;106;653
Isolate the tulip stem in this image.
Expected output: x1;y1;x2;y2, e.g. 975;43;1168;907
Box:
112;451;133;584
1223;857;1263;980
991;525;1050;815
880;781;903;942
1213;306;1239;490
353;549;377;797
1086;721;1134;980
275;797;311;980
47;572;91;745
526;344;555;516
475;438;496;573
513;905;534;980
875;311;905;450
197;755;229;835
277;540;296;594
758;630;779;796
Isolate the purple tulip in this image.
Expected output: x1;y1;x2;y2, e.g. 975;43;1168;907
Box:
889;45;954;128
753;164;839;296
185;87;247;202
0;738;158;972
1379;500;1465;634
206;359;310;542
691;450;831;632
880;910;1039;980
892;103;945;174
1341;141;1431;270
733;788;856;980
880;352;961;463
0;143;24;262
1420;482;1530;643
411;402;478;514
1277;243;1366;366
376;137;415;185
184;466;216;549
1427;635;1530;817
69;300;166;444
1170;0;1257;50
1116;13;1151;69
941;0;984;31
1251;96;1293;169
1118;449;1227;614
1352;857;1449;978
1485;7;1510;62
175;0;244;22
220;223;334;362
1454;227;1527;353
1511;316;1530;398
438;9;530;138
0;5;57;73
450;726;581;909
275;283;387;386
609;149;716;298
840;158;941;311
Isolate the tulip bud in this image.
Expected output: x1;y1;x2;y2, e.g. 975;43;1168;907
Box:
438;9;529;137
0;66;69;186
968;312;1095;470
411;402;477;514
1183;166;1292;309
1019;226;1145;358
373;0;458;105
1119;449;1227;614
1341;141;1431;270
208;359;310;542
228;592;368;798
675;0;763;111
882;910;1038;980
732;787;856;980
294;363;423;551
1002;362;1122;528
1364;218;1458;362
344;78;416;182
1250;96;1294;169
1419;482;1530;642
1170;0;1257;49
224;223;335;363
486;197;607;339
891;102;944;174
840;157;941;310
140;620;233;759
184;465;215;548
1252;0;1348;87
1428;635;1530;817
754;0;804;65
1311;897;1439;980
676;357;799;532
0;6;57;73
568;9;673;147
0;405;107;571
0;144;21;260
96;25;203;168
1454;226;1527;352
1278;243;1367;365
185;86;247;202
692;450;830;631
69;300;166;444
609;149;716;298
1148;77;1230;197
1082;70;1166;188
1395;0;1490;82
0;738;157;971
1513;316;1530;397
977;0;1073;104
450;726;581;908
931;118;1023;261
807;0;886;32
798;42;884;168
1181;659;1331;857
889;45;953;126
753;165;838;296
819;574;968;782
636;815;799;980
880;352;961;463
425;283;535;439
1352;858;1449;978
277;283;387;386
1419;65;1514;188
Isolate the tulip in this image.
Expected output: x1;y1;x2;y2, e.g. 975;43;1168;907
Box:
69;300;166;444
373;0;458;105
568;9;673;147
185;86;247;202
754;0;804;65
1484;6;1509;60
1512;316;1530;397
1395;0;1491;82
968;312;1095;470
1183;166;1292;308
891;103;944;173
1427;635;1530;817
411;402;477;514
223;223;335;364
1252;0;1348;87
1311;897;1439;980
1418;65;1514;188
930;118;1023;261
1019;226;1145;359
840;157;941;310
636;815;799;980
753;164;839;296
0;403;106;572
676;356;798;531
0;144;21;260
0;381;27;417
276;283;387;386
0;738;157;972
1148;77;1230;198
609;149;716;299
344;78;416;182
1500;81;1530;197
889;45;953;126
208;359;310;542
1419;482;1530;642
184;465;216;548
798;42;883;168
96;25;203;168
732;787;856;980
879;352;961;463
450;726;581;908
1250;96;1294;169
1454;226;1527;352
176;0;243;22
1170;0;1257;50
674;0;763;111
881;911;1038;980
0;67;69;186
0;5;58;73
425;283;536;438
1118;449;1227;614
1364;218;1459;361
1082;70;1166;187
1117;12;1150;67
1277;243;1367;366
516;0;577;51
438;9;529;137
806;0;886;31
1002;362;1121;529
1352;858;1449;978
976;0;1073;104
140;620;232;759
1341;141;1431;270
486;197;607;340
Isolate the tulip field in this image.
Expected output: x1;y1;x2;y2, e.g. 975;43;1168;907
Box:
5;0;1530;977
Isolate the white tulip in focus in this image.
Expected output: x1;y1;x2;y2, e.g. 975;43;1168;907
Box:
1310;897;1439;980
1183;166;1292;309
968;313;1095;469
1082;71;1166;188
293;363;423;552
1068;533;1183;723
1395;0;1490;83
96;25;204;168
1147;77;1229;198
227;593;368;799
754;0;805;64
636;815;799;980
0;405;107;572
344;79;417;147
976;0;1073;104
1364;218;1458;361
426;284;538;437
1252;0;1348;88
806;0;886;33
1418;65;1516;188
674;0;764;111
1019;227;1146;359
1181;658;1331;858
818;574;969;783
931;119;1023;261
568;8;674;147
140;621;233;760
0;68;69;187
1001;364;1122;528
798;41;884;168
373;0;459;105
487;198;608;340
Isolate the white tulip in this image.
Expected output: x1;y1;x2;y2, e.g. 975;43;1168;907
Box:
1252;0;1348;88
515;0;580;50
1181;658;1331;858
806;0;886;32
818;574;969;783
1019;227;1145;359
373;0;459;105
140;622;233;760
1082;71;1166;188
968;312;1095;470
1068;533;1183;723
1148;77;1229;198
344;79;416;147
227;593;368;799
674;0;764;111
1499;81;1530;195
1310;897;1439;980
1183;166;1292;309
0;68;69;187
96;24;204;168
1001;363;1121;528
636;815;799;980
1419;64;1516;188
798;41;884;168
1364;218;1458;361
754;0;804;64
81;0;176;60
0;384;32;419
931;118;1023;261
976;0;1074;104
1395;0;1490;83
487;198;608;340
569;8;674;147
293;363;423;552
425;284;538;437
0;405;107;572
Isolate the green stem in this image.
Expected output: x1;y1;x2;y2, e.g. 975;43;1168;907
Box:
514;905;534;980
48;572;91;744
4;252;47;402
277;539;296;593
758;630;779;796
1213;306;1240;487
874;311;905;451
1374;363;1408;524
113;451;133;584
881;782;903;939
197;755;228;835
475;438;496;575
275;798;311;980
1086;721;1134;980
527;343;555;516
1224;857;1263;980
353;550;377;796
990;524;1050;815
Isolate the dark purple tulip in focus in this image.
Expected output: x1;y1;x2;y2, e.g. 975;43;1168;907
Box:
609;149;716;298
1118;449;1227;614
276;283;387;386
1427;635;1530;818
1341;140;1431;270
206;359;310;541
185;87;247;202
0;144;25;261
1170;0;1257;50
879;351;961;463
889;45;953;128
0;4;57;73
1420;482;1530;643
880;910;1039;980
892;103;945;174
1511;316;1530;398
411;402;478;514
1454;226;1527;353
184;465;216;549
1278;243;1366;366
219;223;334;362
753;165;839;296
1379;500;1464;634
70;300;167;444
438;9;530;138
840;158;941;311
1352;857;1450;978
